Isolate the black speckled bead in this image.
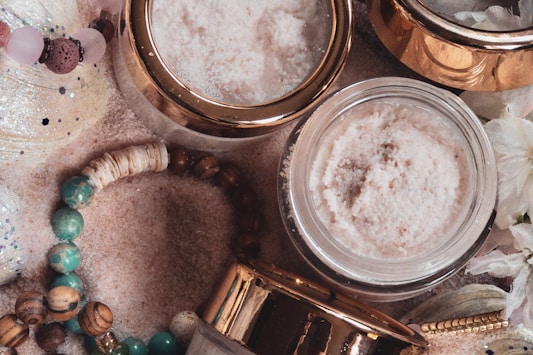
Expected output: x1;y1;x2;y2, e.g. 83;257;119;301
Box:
35;322;67;352
45;38;80;74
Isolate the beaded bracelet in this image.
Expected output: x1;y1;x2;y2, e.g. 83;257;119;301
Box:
0;143;263;355
0;1;117;74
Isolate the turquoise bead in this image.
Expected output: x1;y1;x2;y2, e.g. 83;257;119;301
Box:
122;337;147;355
51;273;84;296
148;332;179;355
64;315;85;335
47;242;81;273
61;175;94;209
51;207;84;240
84;336;99;353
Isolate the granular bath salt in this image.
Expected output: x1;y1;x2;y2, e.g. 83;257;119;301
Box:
309;101;469;259
151;0;331;105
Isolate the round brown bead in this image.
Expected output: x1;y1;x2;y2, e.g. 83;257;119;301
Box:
192;155;219;179
15;291;48;326
215;164;241;190
0;314;29;348
231;186;258;210
35;322;67;352
237;209;263;234
78;302;113;336
45;286;80;321
234;233;261;259
169;147;191;175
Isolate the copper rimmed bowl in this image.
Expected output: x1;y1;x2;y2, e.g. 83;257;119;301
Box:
367;0;533;91
114;0;353;150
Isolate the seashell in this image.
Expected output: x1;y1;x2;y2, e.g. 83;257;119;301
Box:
45;286;81;321
78;301;113;336
0;314;29;348
15;291;48;326
0;186;22;286
0;0;107;165
401;283;508;327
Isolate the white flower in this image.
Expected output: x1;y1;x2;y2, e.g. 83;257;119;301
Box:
454;0;533;31
467;223;533;326
484;118;533;229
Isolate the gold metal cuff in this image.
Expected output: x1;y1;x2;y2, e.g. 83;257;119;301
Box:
203;261;428;354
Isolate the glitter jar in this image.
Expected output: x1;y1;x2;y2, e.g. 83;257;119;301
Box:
114;0;353;150
366;0;533;91
278;77;498;301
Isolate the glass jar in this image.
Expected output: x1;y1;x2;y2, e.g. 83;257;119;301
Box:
367;0;533;91
114;0;353;150
278;77;498;301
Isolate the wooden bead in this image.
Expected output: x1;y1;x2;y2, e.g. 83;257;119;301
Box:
35;322;67;352
45;286;80;321
237;209;263;233
0;347;17;355
192;155;219;179
169;147;191;175
78;302;113;336
231;186;257;209
15;291;48;326
214;164;240;190
0;314;29;348
234;233;261;259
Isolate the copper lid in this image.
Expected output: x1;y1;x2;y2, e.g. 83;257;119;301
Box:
367;0;533;91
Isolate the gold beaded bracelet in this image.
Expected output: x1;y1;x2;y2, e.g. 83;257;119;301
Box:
0;142;263;354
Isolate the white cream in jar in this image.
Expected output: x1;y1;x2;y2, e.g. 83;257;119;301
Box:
279;78;497;300
151;0;331;105
309;101;468;260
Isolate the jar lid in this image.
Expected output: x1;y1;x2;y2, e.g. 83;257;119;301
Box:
203;261;428;353
367;0;533;91
116;0;353;138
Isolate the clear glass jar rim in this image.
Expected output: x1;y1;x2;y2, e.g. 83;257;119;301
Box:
281;77;497;291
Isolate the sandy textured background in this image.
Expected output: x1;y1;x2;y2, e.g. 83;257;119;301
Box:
0;1;526;354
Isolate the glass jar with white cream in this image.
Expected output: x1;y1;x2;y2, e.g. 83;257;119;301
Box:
278;77;498;301
114;0;353;150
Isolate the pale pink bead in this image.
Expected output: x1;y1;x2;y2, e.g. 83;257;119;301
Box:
72;28;106;64
96;0;122;14
0;21;11;48
6;26;44;65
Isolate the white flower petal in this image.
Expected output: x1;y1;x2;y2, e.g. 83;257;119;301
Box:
506;266;532;322
466;249;525;278
460;84;533;120
510;223;533;253
485;118;533;228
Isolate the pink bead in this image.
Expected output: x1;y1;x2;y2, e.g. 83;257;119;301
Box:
0;21;11;48
96;0;122;14
72;28;106;64
6;26;44;65
45;38;80;74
